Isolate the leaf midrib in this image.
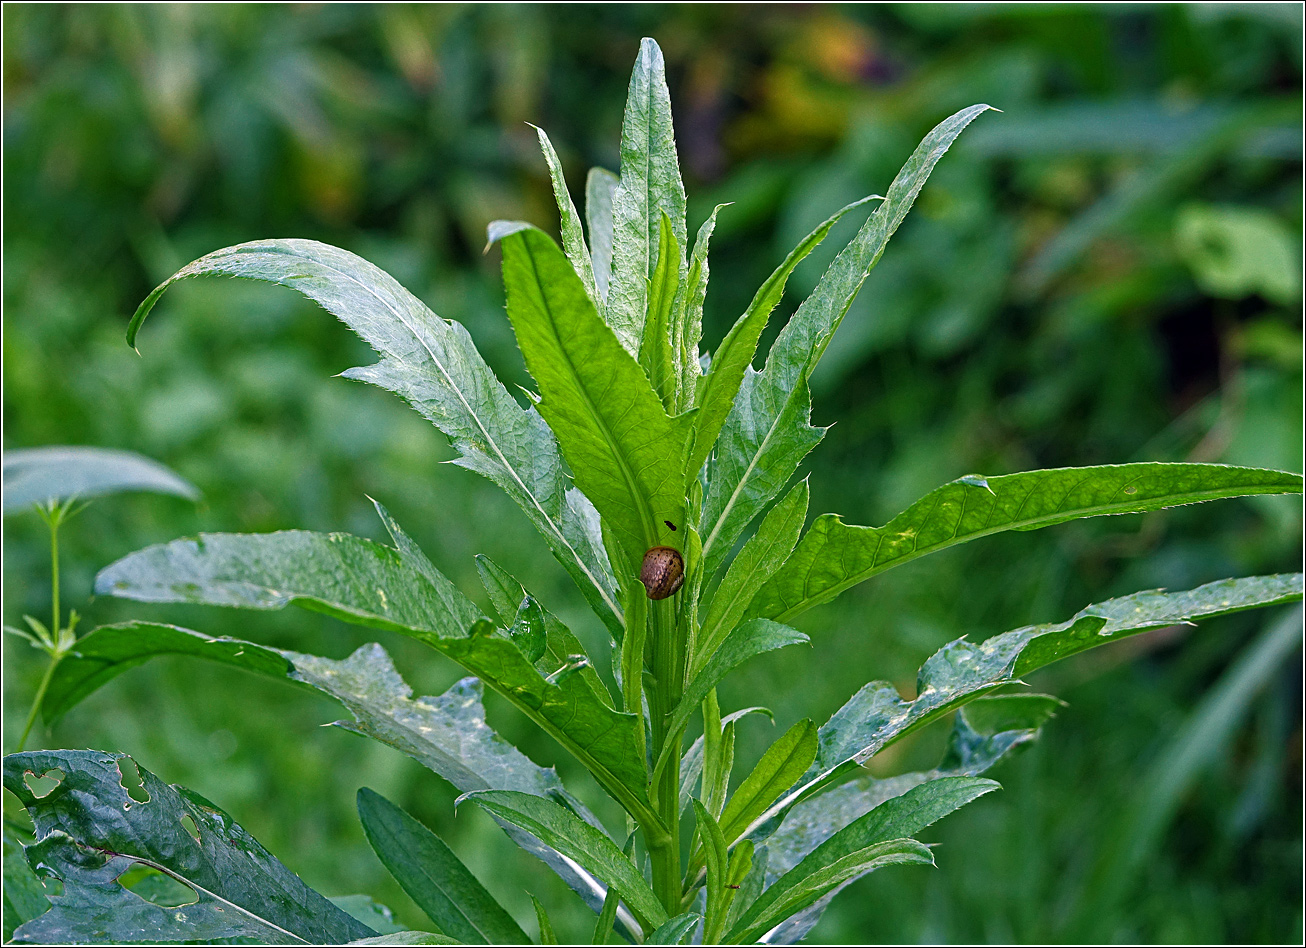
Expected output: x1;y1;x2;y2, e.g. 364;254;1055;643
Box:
520;240;660;555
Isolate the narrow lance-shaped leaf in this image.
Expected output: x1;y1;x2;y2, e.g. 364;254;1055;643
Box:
534;125;599;304
687;195;880;484
696;479;808;673
357;789;530;945
94;505;654;826
125;238;622;638
717;719;817;847
701;106;993;578
639;211;683;409
2;446;198;514
753;463;1305;622
645;913;702;945
742;572;1304;842
678;204;727;410
586;167;621;300
460;790;668;934
501;225;689;571
726;777;998;944
606;37;688;354
4;750;374;945
699;368;824;581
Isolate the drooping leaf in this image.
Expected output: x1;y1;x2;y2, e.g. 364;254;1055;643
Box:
653;620;808;785
500;225;689;570
753;464;1305;622
743;573;1304;840
94;513;652;824
357;789;529;945
725;777;998;944
534;125;599;303
42;622;291;723
585;168;621;300
459;790;668;933
2;446;198;514
700;106;995;580
4;750;373;945
125;237;622;638
696;480;809;670
687;195;880;483
717;719;818;846
605;37;687;355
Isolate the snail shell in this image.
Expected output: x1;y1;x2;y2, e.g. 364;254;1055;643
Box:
640;546;684;600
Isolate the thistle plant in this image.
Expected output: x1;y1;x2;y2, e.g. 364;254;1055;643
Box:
4;38;1302;946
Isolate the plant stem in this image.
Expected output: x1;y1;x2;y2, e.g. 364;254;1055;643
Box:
647;596;685;916
16;656;58;752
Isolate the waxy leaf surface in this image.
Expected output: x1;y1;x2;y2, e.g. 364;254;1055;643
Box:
2;446;198;514
4;750;372;945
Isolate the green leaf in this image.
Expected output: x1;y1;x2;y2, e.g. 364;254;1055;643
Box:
605;37;687;355
699;106;995;580
125;237;622;638
717;719;818;846
348;934;458;946
4;828;49;941
475;555;614;707
687;195;879;484
697;480;809;670
691;801;730;941
530;895;557;945
654;620;808;785
585;168;621;301
358;788;529;945
645;912;701;944
534;125;599;304
2;446;198;514
460;791;668;933
726;777;997;943
678;205;727;409
94;509;652;824
745;573;1303;840
42;622;291;723
754;464;1305;622
501;225;689;568
757;694;1062;942
680;708;774;817
4;750;374;945
43;625;622;923
699;368;823;581
638;211;683;409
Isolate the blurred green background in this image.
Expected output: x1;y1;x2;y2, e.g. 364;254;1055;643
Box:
3;4;1302;943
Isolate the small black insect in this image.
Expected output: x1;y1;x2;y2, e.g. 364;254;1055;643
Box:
664;520;677;531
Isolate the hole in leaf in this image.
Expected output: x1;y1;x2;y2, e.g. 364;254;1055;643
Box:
23;769;64;799
180;814;201;843
117;864;198;908
117;758;150;804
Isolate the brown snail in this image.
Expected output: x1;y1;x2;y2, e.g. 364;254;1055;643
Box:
640;546;684;600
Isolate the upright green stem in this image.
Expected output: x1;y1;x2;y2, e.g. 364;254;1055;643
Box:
16;658;57;753
49;508;61;638
647;596;685;916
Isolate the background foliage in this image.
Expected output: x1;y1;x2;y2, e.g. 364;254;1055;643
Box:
4;4;1301;943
